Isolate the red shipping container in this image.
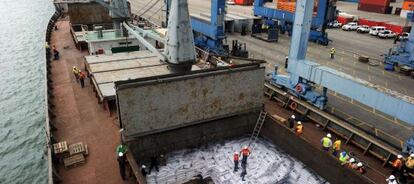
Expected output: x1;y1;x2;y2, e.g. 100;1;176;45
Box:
337;16;353;25
360;0;390;7
235;0;253;5
358;3;388;14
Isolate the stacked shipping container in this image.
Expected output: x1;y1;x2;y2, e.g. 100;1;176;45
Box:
276;0;319;13
401;0;414;18
358;0;392;14
235;0;253;5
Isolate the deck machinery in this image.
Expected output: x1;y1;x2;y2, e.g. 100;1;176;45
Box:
384;12;414;71
268;0;414;150
253;0;337;45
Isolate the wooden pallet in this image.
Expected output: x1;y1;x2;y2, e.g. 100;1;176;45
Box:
53;141;68;154
69;142;87;156
63;154;86;169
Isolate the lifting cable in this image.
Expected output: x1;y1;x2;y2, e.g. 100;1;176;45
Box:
138;0;161;17
148;5;163;20
135;0;157;15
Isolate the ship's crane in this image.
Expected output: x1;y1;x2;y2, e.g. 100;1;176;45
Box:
93;0;196;73
268;0;414;126
164;0;228;55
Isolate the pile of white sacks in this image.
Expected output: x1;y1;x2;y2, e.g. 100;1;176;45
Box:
146;137;328;184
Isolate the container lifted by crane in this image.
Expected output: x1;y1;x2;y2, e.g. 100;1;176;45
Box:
268;0;414;126
384;12;414;74
253;0;337;45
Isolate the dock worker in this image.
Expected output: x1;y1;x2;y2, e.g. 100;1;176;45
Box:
332;138;342;157
339;151;349;165
141;165;147;177
284;56;288;69
404;154;414;171
392;155;404;175
288;115;296;129
117;152;126;180
233;152;240;172
321;133;333;152
330;48;336;59
52;45;59;60
72;66;80;83
346;158;356;169
386;175;398;184
240;163;247;181
240;146;251;166
149;156;159;174
79;70;86;88
356;162;366;174
295;121;303;136
116;143;127;155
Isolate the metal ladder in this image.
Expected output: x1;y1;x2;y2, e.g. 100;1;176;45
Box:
248;110;268;148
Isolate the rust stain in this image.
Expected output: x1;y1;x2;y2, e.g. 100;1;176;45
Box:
178;104;189;113
202;88;209;98
239;93;245;101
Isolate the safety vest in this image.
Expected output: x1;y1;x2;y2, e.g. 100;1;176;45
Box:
79;72;85;79
322;137;332;148
392;159;403;168
296;125;303;134
116;144;127;154
234;154;239;161
331;48;336;54
333;140;341;151
339;153;349;164
241;148;250;157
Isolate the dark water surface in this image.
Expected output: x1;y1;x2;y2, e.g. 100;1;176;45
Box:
0;0;54;183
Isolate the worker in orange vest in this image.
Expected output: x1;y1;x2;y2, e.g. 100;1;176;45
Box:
233;152;239;172
240;146;251;166
295;121;303;136
332;139;341;157
79;70;86;88
392;154;404;175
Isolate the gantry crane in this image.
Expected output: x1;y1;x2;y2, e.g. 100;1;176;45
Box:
268;0;414;126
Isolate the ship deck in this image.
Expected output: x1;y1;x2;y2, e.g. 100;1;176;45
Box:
50;20;135;184
50;19;394;184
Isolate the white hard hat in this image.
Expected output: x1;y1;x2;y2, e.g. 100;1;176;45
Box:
142;165;146;169
397;155;403;159
327;133;332;138
234;152;239;155
357;162;363;167
118;152;124;157
73;66;76;69
349;158;355;163
388;175;395;180
244;146;248;149
297;121;302;125
410;154;414;157
291;115;295;119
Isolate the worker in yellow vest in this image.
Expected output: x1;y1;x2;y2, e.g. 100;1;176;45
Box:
330;48;336;59
321;133;332;152
339;151;349;165
332;139;341;157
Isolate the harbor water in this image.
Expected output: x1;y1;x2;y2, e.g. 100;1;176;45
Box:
0;0;55;183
